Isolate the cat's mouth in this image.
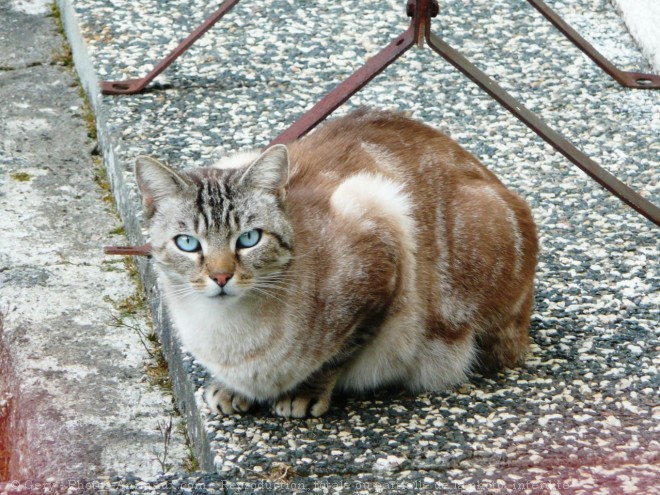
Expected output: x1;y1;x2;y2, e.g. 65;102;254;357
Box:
199;280;240;299
211;285;242;299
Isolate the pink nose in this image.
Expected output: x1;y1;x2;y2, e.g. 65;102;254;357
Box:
210;272;233;287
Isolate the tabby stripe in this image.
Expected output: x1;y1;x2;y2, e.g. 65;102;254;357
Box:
196;183;212;231
270;231;292;251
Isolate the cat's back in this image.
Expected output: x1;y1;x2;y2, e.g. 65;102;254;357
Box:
287;109;500;195
286;109;526;228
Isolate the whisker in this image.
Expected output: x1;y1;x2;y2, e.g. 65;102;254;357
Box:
251;275;306;295
250;286;289;305
288;248;317;260
254;284;298;295
148;284;198;305
253;283;304;299
256;273;308;290
258;271;302;282
258;275;299;284
255;275;299;287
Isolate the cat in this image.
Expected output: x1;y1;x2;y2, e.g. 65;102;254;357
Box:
135;109;538;418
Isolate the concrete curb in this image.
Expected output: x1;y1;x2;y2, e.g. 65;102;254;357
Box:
613;0;660;72
0;0;188;479
54;0;215;472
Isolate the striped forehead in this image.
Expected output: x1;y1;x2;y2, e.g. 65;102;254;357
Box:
194;174;238;232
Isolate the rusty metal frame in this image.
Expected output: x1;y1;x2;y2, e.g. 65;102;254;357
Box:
104;0;658;256
104;245;153;256
425;34;659;224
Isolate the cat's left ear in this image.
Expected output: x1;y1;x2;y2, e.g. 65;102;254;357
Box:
239;144;289;198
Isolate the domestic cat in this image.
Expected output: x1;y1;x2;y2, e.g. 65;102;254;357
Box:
135;109;538;418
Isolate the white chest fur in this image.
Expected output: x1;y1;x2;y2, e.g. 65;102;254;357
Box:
163;284;314;399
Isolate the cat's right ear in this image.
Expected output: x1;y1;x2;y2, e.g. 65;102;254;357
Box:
135;156;192;218
239;145;289;198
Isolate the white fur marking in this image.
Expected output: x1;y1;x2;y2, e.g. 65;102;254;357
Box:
435;201;479;326
339;313;423;392
330;173;415;237
161;276;313;400
331;173;425;393
360;142;405;181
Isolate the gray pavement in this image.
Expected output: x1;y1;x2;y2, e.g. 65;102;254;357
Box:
1;0;659;493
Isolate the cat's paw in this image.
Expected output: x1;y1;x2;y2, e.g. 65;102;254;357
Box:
204;383;253;415
273;394;331;418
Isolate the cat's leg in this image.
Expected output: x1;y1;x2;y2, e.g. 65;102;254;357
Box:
204;382;254;415
273;369;340;418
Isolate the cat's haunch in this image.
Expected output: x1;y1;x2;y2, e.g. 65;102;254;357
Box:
136;109;538;418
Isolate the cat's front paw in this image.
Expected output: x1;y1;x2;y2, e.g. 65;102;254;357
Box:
204;383;254;415
273;394;332;418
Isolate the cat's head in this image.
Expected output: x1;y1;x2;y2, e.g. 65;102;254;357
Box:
135;145;293;303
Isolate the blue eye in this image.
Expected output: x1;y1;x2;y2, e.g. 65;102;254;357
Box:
174;235;201;252
237;229;262;249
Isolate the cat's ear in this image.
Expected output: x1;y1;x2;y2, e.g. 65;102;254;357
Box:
135;156;192;218
239;144;289;197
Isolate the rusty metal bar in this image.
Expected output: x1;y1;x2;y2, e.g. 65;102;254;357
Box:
100;0;660;95
104;244;152;256
268;29;417;146
527;0;660;89
268;0;433;146
425;31;659;225
101;0;242;95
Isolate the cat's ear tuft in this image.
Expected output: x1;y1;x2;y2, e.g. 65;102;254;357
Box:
239;145;289;197
135;156;191;218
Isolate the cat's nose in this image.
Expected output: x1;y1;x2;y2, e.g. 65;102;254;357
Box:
210;272;233;287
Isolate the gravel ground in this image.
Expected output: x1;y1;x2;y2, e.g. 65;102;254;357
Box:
4;0;657;493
